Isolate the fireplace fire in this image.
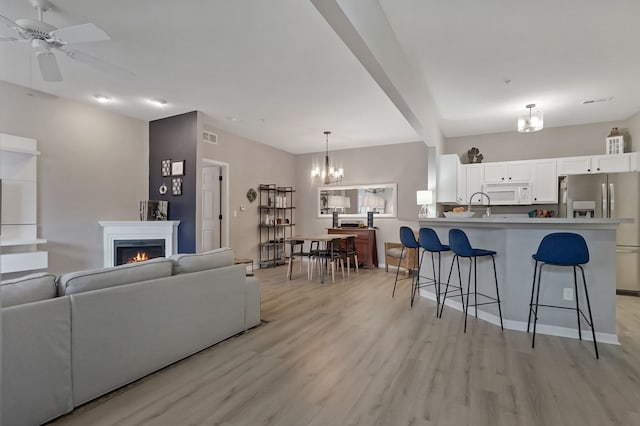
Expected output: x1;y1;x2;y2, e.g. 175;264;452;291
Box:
128;251;150;263
114;239;165;266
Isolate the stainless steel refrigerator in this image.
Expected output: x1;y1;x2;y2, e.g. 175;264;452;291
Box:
558;172;640;294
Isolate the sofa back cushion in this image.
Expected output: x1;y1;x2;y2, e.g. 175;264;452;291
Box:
58;257;173;296
170;247;234;274
1;273;58;308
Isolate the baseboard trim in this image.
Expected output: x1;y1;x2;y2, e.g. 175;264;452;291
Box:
419;289;620;345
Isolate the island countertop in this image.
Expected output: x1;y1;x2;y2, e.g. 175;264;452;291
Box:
411;216;633;228
406;216;627;344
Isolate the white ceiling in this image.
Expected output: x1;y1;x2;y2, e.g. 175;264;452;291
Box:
1;0;639;153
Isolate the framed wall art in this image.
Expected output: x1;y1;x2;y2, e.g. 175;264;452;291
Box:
172;177;183;196
171;160;185;176
161;159;172;177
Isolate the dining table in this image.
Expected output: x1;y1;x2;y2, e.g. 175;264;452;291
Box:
286;233;356;284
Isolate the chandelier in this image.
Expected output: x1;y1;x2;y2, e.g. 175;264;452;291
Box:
517;104;544;133
311;131;343;184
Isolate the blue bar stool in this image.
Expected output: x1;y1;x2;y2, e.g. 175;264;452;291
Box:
527;232;599;359
443;228;503;333
412;228;452;311
392;226;420;299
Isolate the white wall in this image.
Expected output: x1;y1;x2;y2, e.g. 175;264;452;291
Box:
197;114;296;262
444;119;633;162
0;81;148;275
625;111;640;152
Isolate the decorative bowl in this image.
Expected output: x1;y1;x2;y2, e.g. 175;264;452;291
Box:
443;211;475;218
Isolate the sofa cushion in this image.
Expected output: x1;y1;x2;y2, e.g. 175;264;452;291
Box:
58;257;173;296
170;247;234;274
1;273;58;307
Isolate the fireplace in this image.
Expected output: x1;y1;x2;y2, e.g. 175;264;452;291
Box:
100;221;180;267
114;239;166;266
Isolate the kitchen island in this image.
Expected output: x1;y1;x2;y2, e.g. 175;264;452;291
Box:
415;217;632;344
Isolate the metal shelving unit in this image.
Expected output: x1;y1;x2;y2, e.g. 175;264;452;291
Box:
258;184;295;269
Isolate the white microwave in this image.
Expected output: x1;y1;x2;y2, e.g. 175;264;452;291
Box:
482;182;532;205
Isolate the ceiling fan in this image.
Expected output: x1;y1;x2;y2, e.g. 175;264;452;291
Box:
0;0;134;82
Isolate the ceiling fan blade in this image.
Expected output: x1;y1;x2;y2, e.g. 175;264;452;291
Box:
62;48;135;80
0;13;20;30
49;23;110;44
0;36;18;42
36;51;63;82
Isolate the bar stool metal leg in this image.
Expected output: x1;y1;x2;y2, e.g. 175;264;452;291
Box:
580;265;599;359
527;260;539;333
438;255;463;319
392;246;405;298
492;256;504;330
573;265;582;341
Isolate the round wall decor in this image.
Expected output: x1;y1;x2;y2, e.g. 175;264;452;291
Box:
246;188;257;203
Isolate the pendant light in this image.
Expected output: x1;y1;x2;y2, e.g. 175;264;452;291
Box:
311;131;344;184
517;104;544;133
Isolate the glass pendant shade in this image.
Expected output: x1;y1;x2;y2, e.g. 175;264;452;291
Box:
517;104;544;133
311;131;343;184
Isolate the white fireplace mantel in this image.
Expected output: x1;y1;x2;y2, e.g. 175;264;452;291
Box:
99;221;180;267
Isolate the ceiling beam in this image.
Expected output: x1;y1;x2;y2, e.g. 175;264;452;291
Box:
311;0;444;151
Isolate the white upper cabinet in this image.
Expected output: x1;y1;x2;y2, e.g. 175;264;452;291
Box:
464;164;486;204
482;163;506;183
558;152;634;175
591;154;631;173
557;156;593;175
483;161;530;183
437;154;461;203
531;159;558;204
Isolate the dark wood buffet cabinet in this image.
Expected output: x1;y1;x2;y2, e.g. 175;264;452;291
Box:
328;227;378;269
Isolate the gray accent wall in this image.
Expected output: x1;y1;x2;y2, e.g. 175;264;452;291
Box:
0;81;148;275
149;111;198;253
295;141;428;263
444;120;633;162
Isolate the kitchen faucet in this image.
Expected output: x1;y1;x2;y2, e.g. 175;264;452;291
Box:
468;192;491;217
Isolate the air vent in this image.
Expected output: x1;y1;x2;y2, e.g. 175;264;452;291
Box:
202;131;218;144
582;97;613;105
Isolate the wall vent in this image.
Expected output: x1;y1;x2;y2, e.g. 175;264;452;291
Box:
203;131;218;144
582;97;613;105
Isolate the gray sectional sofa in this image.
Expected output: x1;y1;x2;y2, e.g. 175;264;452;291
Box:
1;248;260;426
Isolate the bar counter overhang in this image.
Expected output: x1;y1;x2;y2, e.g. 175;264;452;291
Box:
410;216;633;345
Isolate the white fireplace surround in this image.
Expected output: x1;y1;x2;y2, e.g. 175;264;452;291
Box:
99;221;180;267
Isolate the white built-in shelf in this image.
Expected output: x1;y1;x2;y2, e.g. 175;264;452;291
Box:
1;133;48;273
0;146;41;155
0;239;47;247
0;251;48;274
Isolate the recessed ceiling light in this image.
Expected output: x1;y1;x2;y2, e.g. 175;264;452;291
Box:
148;98;168;107
225;116;241;122
93;94;112;103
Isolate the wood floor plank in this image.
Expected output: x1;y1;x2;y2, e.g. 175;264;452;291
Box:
49;268;640;426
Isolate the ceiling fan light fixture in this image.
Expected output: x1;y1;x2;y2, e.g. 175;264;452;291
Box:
517;103;543;133
93;94;112;103
148;98;168;107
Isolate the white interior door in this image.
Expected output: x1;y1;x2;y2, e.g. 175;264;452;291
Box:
202;166;221;251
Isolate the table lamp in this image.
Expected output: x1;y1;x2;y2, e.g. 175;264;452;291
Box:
416;190;433;218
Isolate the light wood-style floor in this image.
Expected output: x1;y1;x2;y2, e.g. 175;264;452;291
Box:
50;266;640;426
